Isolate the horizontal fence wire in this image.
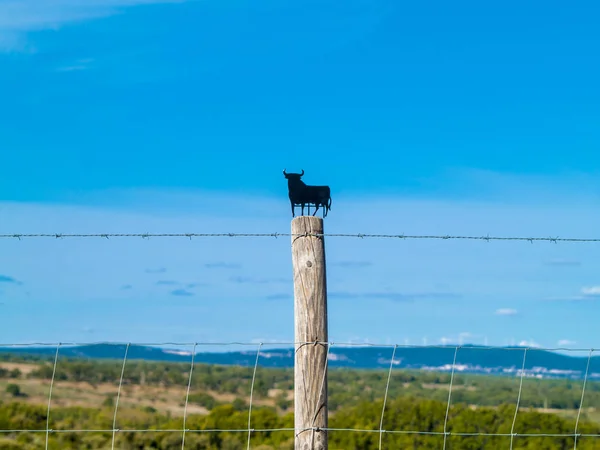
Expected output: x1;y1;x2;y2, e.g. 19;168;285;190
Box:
0;341;597;351
1;341;599;446
1;232;600;243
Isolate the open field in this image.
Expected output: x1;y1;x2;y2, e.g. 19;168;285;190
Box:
4;356;600;448
2;357;600;422
0;378;282;417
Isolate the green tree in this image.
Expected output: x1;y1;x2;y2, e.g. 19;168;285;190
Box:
5;383;23;397
188;391;220;410
232;397;247;412
102;395;114;408
275;391;291;411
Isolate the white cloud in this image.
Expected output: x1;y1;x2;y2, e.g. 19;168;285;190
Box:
581;286;600;296
495;308;517;316
518;339;541;348
557;339;576;347
458;331;473;341
55;58;94;72
0;0;185;52
547;286;600;302
433;333;475;346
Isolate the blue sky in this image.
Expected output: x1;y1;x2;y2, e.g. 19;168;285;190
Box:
1;0;600;350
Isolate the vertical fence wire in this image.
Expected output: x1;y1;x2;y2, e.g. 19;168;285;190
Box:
44;343;61;450
311;341;331;442
574;349;594;450
246;342;263;450
509;347;528;450
181;343;198;450
378;344;398;450
111;343;130;450
442;346;459;450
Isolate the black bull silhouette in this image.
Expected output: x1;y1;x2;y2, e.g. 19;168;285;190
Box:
283;169;332;217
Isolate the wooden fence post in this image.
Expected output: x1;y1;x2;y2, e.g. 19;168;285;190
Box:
291;216;328;450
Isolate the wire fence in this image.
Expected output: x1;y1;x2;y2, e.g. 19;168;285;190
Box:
2;229;600;448
1;232;600;243
1;342;600;449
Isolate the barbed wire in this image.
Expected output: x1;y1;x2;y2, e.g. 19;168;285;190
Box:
0;341;599;448
1;232;600;243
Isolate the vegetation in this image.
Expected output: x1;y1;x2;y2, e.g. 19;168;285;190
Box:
2;354;600;448
2;354;599;412
4;384;23;398
1;397;600;449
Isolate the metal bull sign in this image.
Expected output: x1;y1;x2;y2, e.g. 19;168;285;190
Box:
283;169;332;218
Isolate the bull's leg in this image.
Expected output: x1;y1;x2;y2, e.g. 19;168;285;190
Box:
313;203;320;216
291;202;295;217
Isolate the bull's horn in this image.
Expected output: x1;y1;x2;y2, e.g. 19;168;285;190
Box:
283;169;287;175
300;169;304;176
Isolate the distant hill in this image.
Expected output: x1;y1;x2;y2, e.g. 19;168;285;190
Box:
1;343;597;380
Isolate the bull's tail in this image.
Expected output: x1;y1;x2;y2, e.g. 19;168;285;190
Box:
328;195;332;211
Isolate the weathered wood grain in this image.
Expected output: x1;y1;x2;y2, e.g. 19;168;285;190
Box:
291;216;328;450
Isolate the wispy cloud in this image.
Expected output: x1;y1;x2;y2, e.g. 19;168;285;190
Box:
120;284;133;290
204;262;241;269
518;339;541;348
438;332;476;345
329;291;460;302
156;280;206;289
265;293;292;301
145;267;167;274
330;261;373;268
55;58;94;72
229;276;289;284
546;286;600;301
0;275;21;284
495;308;518;316
557;339;576;346
581;286;600;296
156;280;178;286
171;288;194;297
0;0;186;52
544;258;581;267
